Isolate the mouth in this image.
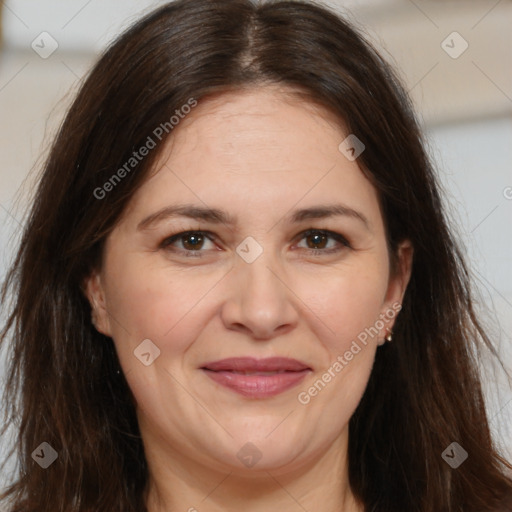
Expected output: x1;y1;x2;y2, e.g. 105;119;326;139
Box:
200;357;312;398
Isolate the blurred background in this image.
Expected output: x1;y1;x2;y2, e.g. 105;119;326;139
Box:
0;0;511;484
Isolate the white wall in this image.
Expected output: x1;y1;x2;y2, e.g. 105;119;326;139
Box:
2;0;166;52
426;118;512;457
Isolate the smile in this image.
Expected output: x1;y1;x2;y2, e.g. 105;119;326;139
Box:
200;357;312;398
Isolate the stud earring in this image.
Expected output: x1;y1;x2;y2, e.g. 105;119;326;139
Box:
385;330;393;342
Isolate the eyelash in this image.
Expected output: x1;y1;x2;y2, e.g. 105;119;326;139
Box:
159;229;351;258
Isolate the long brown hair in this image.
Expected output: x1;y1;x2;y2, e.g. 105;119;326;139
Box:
1;1;511;510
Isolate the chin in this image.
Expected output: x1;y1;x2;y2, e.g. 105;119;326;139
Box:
211;432;307;473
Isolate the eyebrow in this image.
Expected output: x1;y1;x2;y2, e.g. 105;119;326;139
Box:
137;203;370;231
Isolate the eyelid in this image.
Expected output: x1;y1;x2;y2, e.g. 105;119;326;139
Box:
294;229;351;250
160;230;217;253
159;228;351;256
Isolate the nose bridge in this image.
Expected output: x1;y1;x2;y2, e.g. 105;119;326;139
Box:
221;242;298;338
237;244;286;307
242;253;282;297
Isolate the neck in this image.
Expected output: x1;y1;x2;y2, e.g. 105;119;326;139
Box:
143;427;363;512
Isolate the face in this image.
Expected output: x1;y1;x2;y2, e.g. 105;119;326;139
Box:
85;87;412;476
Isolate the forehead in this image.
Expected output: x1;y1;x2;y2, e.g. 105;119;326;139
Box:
122;87;382;230
162;87;346;169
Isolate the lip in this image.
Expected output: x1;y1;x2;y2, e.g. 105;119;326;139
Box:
200;357;312;398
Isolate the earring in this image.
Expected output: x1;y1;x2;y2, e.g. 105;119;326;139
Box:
385;330;393;342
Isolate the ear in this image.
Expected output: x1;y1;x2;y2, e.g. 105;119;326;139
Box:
378;239;413;342
82;270;113;337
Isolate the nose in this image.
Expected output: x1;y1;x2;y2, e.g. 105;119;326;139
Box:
220;254;299;340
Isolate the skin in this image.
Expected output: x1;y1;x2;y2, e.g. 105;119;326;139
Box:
85;86;412;512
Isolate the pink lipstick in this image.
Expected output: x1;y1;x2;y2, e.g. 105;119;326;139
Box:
200;357;312;398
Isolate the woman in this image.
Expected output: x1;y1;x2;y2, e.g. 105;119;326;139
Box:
1;0;511;510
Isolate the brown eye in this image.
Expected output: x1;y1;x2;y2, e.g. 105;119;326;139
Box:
181;233;205;250
296;229;351;254
160;231;216;256
305;232;329;249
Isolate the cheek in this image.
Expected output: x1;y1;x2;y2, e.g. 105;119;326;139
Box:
102;250;205;351
102;255;221;415
294;268;385;426
300;261;389;353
